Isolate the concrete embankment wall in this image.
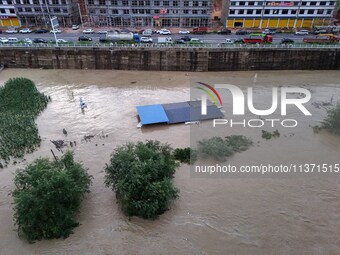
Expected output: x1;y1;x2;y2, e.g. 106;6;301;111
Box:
0;47;339;71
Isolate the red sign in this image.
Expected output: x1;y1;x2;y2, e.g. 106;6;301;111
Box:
153;15;160;19
267;2;294;6
160;9;167;14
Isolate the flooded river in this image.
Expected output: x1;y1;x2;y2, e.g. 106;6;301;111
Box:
1;69;340;254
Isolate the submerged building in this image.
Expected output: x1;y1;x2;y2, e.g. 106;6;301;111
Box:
83;0;211;27
0;0;20;26
221;0;337;29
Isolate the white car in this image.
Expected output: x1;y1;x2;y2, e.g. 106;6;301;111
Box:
23;38;33;44
295;30;309;35
83;28;94;34
179;30;190;34
140;37;153;43
7;37;19;43
6;28;18;34
97;30;108;34
50;29;62;33
56;39;68;43
0;37;9;43
158;29;171;35
19;28;32;33
72;24;80;30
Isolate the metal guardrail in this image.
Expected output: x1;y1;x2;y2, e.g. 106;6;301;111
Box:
0;42;340;49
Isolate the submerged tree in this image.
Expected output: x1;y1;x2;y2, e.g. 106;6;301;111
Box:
104;140;179;219
320;103;340;134
12;151;92;241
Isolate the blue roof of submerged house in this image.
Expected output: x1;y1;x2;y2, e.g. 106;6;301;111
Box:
136;101;224;126
136;104;169;125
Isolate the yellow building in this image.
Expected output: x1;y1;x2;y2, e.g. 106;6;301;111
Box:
221;0;337;29
0;16;20;27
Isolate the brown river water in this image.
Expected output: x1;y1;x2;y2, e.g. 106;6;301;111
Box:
1;69;340;255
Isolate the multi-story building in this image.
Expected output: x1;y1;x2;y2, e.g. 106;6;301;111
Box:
84;0;211;27
221;0;337;29
0;0;20;27
15;0;81;27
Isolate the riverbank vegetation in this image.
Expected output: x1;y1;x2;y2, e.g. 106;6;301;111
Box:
197;135;253;161
316;103;340;134
0;78;50;167
104;140;179;219
12;152;92;241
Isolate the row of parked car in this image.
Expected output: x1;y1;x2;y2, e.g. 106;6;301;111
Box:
1;28;62;34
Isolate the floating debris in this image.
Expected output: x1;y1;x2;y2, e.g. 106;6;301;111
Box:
63;128;68;135
50;140;67;152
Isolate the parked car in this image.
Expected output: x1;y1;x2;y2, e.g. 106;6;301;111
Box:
6;28;18;34
50;29;62;33
180;36;191;42
179;30;190;34
72;24;80;30
142;29;153;36
83;28;94;34
189;38;203;43
33;38;48;43
97;30;108;34
23;38;33;44
0;37;9;43
56;39;68;43
99;37;108;43
157;29;171;35
235;29;249;35
295;30;309;35
281;38;294;44
174;39;186;44
19;28;32;33
217;28;231;35
78;36;92;41
140;36;153;43
262;28;276;35
7;37;19;43
34;29;49;33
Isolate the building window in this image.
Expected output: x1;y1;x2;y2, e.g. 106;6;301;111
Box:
154;0;159;5
0;9;5;13
23;0;29;4
239;1;245;5
52;0;58;4
301;2;307;5
291;10;296;14
202;1;207;6
184;1;189;6
145;0;150;5
132;9;137;13
310;1;316;5
327;9;332;14
173;1;178;6
154;9;159;13
239;9;244;14
319;1;326;5
54;8;60;12
201;9;206;14
183;9;188;13
248;1;254;5
100;9;106;13
34;7;40;11
62;8;67;12
25;7;32;12
131;0;137;5
192;9;197;14
163;1;169;6
9;9;15;13
193;1;198;6
307;9;313;14
88;0;94;4
111;0;117;4
264;9;269;14
229;9;235;14
256;9;261;14
146;9;150;13
230;1;235;5
138;0;143;5
123;9;129;14
317;9;323;14
17;7;22;11
61;0;66;3
99;0;106;5
89;9;95;14
15;0;20;4
282;9;288;14
122;0;128;5
112;9;118;13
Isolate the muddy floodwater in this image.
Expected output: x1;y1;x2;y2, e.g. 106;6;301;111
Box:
1;69;340;255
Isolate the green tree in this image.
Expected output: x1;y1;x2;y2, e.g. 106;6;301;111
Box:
104;140;179;219
12;151;92;241
320;103;340;134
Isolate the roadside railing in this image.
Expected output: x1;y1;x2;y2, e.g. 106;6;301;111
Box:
0;42;340;49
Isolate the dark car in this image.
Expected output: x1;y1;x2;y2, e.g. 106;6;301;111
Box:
78;36;92;41
281;38;294;44
217;29;231;35
33;38;48;43
99;37;108;43
0;30;2;34
235;29;249;35
34;29;49;33
174;39;185;44
180;36;191;42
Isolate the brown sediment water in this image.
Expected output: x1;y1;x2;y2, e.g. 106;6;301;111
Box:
0;69;340;254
